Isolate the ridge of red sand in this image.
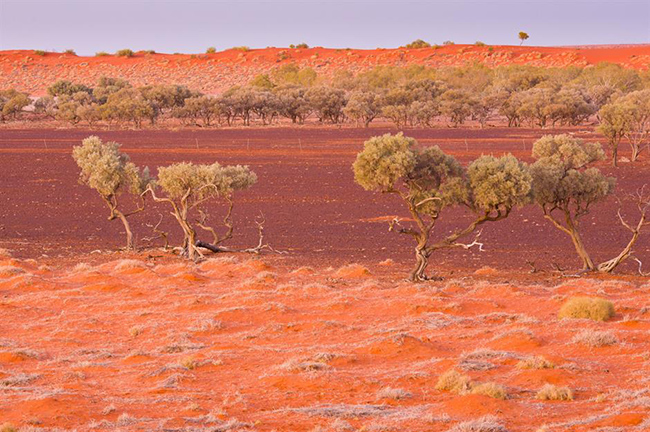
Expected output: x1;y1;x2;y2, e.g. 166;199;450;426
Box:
1;44;649;96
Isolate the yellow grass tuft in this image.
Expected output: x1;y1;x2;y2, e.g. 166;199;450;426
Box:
516;355;554;370
558;296;614;321
536;384;573;401
435;369;472;394
470;382;507;399
1;424;17;432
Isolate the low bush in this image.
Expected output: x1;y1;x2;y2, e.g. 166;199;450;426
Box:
435;369;471;393
116;49;134;57
34;50;46;56
572;329;618;347
470;382;507;399
559;296;615;321
206;47;216;53
536;384;573;401
403;39;431;49
516;355;554;370
95;51;109;56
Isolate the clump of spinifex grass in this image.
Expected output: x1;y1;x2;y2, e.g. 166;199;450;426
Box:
558;296;614;321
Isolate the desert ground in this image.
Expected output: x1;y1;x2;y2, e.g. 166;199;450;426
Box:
1;125;649;431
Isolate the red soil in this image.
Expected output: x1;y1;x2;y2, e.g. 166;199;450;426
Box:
0;126;648;275
0;125;649;430
0;251;648;431
1;44;649;96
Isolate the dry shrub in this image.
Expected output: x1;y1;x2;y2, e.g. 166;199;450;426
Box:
572;329;618;347
536;384;573;401
0;424;16;432
470;382;507;399
0;249;12;258
180;356;198;370
376;386;412;400
516;355;554;370
558;296;614;321
435;369;472;393
447;415;508;432
334;264;370;278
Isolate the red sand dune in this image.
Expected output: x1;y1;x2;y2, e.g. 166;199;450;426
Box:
1;44;649;96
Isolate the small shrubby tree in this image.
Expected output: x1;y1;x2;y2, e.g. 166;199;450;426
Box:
353;133;531;281
518;31;529;45
72;136;152;250
145;162;257;261
530;134;615;270
0;89;30;121
598;102;630;166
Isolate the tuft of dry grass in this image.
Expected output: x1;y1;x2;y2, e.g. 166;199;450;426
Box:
516;355;554;370
376;386;412;400
180;356;198;370
571;329;618;347
558;296;614;321
435;369;472;394
470;382;507;399
0;424;17;432
536;384;573;401
447;415;508;432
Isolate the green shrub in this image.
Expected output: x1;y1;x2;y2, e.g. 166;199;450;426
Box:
115;49;134;57
144;50;155;55
34;50;46;56
96;51;109;57
559;297;615;321
206;47;216;53
231;46;250;52
64;49;76;55
402;39;431;49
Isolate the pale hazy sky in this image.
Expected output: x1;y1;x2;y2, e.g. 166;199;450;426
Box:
1;0;648;55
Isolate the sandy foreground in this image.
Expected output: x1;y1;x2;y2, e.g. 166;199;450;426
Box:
0;249;649;431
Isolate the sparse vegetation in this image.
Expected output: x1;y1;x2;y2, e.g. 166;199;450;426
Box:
516;356;554;369
559;297;615;321
72;136;152;250
231;46;250;52
536;384;573;401
144;161;257;261
518;31;530;46
206;46;216;53
470;382;507;399
95;51;109;56
403;39;431;49
435;369;472;393
353;133;531;280
115;49;134;57
572;329;618;347
64;49;76;55
34;50;46;56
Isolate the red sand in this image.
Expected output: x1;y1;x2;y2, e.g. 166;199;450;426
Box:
1;44;649;95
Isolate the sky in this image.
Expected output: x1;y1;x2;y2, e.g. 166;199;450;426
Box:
1;0;648;55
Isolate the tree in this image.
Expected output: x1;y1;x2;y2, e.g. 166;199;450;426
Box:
353;133;531;281
306;86;347;124
145;162;257;261
598;102;630;166
47;80;92;97
101;88;154;127
274;84;312;124
344;90;384;127
0;89;30;121
72;136;151;250
530;134;615;270
518;31;529;46
613;90;650;161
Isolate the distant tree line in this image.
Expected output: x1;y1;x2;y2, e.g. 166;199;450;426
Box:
2;63;649;162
